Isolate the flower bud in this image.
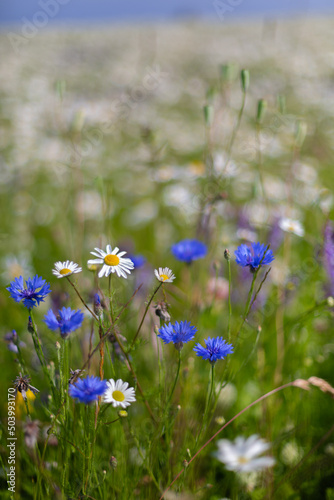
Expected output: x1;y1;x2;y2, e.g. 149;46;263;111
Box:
295;120;307;148
224;249;231;261
27;316;34;334
109;456;118;470
213;260;221;272
94;293;103;317
220;63;237;82
203;105;214;127
256;99;267;124
277;94;286;115
241;69;250;92
174;341;184;351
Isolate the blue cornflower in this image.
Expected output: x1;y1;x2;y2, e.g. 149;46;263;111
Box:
194;336;233;363
234;242;274;271
69;375;108;404
158;320;197;349
44;307;84;338
129;255;146;268
7;275;51;309
171;239;207;263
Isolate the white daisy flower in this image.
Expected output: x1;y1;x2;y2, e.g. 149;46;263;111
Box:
103;379;136;408
154;267;175;283
278;218;304;237
52;260;82;278
87;245;134;279
215;435;275;472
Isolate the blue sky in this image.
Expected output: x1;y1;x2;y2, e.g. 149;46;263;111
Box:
1;0;334;25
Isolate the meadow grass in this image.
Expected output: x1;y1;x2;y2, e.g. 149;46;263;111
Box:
1;18;334;500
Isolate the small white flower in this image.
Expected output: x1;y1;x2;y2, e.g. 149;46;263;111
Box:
215;435;275;472
87;245;134;279
279;218;304;237
52;261;82;278
154;267;175;283
103;379;136;408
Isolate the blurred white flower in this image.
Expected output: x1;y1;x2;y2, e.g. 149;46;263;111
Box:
215;435;275;472
2;253;34;283
280;441;303;466
279;218;304;237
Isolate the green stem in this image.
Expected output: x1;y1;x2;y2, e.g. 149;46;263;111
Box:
29;311;47;368
108;274;115;323
23;397;31;418
160;380;307;499
127;418;162;494
227;259;232;343
29;311;57;401
225;89;247;165
235;245;271;342
66;276;98;321
130;283;162;349
195;364;215;446
244;271;258;320
166;350;181;407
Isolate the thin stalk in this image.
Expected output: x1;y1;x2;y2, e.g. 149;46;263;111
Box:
268;423;334;499
235;246;271;342
160;380;309;499
227;258;232;343
127;419;162;494
28;311;47;368
108;274;115;323
88;318;94;371
39;283;153;473
166;350;181;407
29;311;57;400
195;364;215;446
256;123;269;211
66;276;98;321
130;283;162;349
224;88;247;170
97;286;157;423
23;398;31;418
274;233;290;386
61;338;70;491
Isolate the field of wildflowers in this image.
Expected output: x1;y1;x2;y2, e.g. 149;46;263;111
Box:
1;17;334;500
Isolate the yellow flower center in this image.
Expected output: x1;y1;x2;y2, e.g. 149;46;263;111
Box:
237;456;249;464
160;274;169;281
104;254;120;266
60;268;72;275
112;390;125;402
